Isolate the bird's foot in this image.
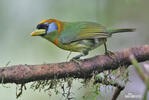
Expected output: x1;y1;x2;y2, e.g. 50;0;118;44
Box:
70;58;81;66
105;50;115;56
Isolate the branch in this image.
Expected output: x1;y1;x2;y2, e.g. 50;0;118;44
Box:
94;71;125;100
0;45;149;84
112;86;125;100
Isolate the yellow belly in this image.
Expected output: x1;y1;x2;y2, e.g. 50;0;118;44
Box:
56;39;104;52
57;41;88;52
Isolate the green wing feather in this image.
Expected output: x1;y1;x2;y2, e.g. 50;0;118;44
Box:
59;22;108;44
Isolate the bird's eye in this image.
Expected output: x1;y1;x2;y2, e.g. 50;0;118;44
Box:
36;24;48;29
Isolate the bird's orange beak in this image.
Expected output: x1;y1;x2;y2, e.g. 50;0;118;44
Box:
30;29;46;36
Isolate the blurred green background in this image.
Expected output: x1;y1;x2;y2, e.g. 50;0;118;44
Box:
0;0;148;100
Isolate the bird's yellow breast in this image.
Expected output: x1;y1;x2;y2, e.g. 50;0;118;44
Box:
56;41;88;52
54;39;104;52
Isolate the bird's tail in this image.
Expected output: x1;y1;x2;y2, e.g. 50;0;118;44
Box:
107;28;136;36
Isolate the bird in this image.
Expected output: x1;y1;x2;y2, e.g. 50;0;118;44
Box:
30;19;135;60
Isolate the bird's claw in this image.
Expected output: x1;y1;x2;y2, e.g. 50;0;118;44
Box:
70;58;81;66
105;50;115;56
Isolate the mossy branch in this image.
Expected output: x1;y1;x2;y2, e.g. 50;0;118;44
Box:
0;45;149;84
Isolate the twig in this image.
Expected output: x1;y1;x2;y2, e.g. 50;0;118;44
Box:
130;55;149;100
94;74;125;100
111;86;125;100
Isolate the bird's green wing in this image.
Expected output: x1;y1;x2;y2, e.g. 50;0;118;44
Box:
59;22;108;44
